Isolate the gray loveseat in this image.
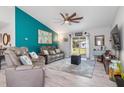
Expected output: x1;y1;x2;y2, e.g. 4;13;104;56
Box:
4;47;45;87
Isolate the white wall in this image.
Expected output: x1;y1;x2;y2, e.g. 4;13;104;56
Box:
58;26;112;59
86;26;112;59
113;7;124;67
0;6;15;47
58;33;71;58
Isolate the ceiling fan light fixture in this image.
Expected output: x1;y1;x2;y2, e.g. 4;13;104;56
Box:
65;20;69;24
60;12;83;25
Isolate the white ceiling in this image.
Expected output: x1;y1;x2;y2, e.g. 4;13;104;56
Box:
19;6;119;33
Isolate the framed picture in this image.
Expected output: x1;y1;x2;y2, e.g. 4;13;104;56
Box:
38;29;52;44
95;35;104;46
75;32;83;36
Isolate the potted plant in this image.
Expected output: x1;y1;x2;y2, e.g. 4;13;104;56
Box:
114;63;124;87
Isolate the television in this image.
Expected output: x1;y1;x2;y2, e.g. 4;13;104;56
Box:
111;25;121;50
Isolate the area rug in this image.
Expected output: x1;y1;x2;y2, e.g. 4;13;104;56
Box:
46;58;96;78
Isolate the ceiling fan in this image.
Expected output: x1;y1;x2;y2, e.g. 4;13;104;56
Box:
60;12;83;25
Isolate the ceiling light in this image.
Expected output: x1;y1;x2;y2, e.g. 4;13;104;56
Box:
65;20;69;24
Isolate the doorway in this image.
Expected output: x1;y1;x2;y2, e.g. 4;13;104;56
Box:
71;32;90;59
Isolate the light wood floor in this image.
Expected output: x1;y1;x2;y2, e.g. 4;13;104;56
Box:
0;59;116;87
45;60;116;87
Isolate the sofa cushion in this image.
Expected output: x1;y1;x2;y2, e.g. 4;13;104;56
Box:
14;48;28;56
56;54;60;57
51;55;56;58
49;50;56;55
55;49;61;54
49;50;53;55
5;49;21;66
43;50;49;55
8;47;22;56
14;49;22;56
52;50;56;54
10;50;21;66
59;53;64;57
20;55;33;65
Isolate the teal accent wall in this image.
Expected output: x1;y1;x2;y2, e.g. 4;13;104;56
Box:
15;7;58;53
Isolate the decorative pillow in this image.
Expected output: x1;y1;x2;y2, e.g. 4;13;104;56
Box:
29;52;39;59
14;48;28;56
52;50;56;54
20;55;32;65
55;49;61;54
43;50;49;55
9;50;21;66
49;50;53;55
49;50;56;55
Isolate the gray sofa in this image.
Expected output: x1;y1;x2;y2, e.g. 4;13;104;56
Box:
4;47;45;87
40;47;65;64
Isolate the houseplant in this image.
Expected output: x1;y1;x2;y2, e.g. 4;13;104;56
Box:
109;60;121;81
114;63;124;87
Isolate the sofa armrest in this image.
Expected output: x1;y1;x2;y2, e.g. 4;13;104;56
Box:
5;65;45;87
15;65;33;71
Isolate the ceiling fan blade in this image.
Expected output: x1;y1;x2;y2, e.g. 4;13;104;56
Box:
60;13;66;20
71;17;83;20
70;20;80;23
68;12;76;19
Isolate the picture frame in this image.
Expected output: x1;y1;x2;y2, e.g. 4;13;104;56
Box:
38;29;52;44
95;35;104;46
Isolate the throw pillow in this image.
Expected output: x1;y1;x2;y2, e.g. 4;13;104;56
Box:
43;50;49;55
49;50;54;55
20;55;32;65
9;50;21;66
52;50;56;54
55;49;61;54
29;52;39;59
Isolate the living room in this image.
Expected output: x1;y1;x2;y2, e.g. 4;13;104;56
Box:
0;6;124;87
